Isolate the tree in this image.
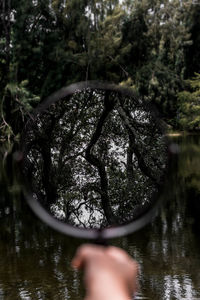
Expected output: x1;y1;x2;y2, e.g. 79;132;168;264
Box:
0;0;199;146
177;73;200;130
0;0;11;80
120;0;192;124
184;3;200;78
22;84;167;228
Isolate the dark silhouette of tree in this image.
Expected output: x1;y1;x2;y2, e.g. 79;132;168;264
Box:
22;85;167;229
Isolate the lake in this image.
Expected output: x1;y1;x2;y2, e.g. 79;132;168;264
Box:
0;135;200;299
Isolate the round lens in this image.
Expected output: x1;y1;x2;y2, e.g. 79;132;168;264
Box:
21;81;168;239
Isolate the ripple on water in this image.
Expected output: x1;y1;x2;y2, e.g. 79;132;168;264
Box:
162;274;200;300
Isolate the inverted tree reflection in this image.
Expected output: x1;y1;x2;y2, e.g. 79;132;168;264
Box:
22;88;167;228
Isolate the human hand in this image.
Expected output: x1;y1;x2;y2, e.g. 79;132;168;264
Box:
71;244;139;300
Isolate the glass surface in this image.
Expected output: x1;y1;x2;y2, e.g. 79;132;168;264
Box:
21;85;167;230
0;135;200;299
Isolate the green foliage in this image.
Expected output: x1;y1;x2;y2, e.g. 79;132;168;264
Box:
113;0;192;123
5;80;40;112
0;0;200;146
184;4;200;78
1;80;40;143
178;73;200;130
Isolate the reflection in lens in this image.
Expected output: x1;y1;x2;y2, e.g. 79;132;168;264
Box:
22;85;167;229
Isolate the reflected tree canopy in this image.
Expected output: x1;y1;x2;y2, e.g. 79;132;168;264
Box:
22;85;167;229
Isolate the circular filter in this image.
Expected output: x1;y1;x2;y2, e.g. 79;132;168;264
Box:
21;81;169;240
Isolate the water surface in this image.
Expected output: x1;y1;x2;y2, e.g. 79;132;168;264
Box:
0;135;200;299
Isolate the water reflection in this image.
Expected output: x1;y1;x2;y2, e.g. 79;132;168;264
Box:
0;135;200;299
22;86;167;229
162;274;199;300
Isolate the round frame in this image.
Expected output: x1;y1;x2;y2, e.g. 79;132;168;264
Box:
21;81;168;240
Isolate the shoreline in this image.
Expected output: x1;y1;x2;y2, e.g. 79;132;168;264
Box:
167;131;200;137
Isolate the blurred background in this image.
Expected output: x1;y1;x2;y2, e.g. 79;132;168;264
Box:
0;0;200;299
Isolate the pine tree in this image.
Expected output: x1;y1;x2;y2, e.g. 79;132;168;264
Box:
177;73;200;130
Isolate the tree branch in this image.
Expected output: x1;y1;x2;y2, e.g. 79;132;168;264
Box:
117;99;160;186
85;91;118;225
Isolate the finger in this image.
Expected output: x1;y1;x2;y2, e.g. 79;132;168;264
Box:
106;246;132;263
106;247;138;272
105;247;139;294
71;244;103;269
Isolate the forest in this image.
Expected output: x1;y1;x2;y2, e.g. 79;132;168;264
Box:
0;0;200;151
0;2;200;298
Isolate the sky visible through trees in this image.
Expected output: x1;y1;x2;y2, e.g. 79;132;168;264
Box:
1;0;200;147
22;84;168;229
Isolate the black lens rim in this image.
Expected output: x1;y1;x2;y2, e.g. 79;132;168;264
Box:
21;81;169;240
